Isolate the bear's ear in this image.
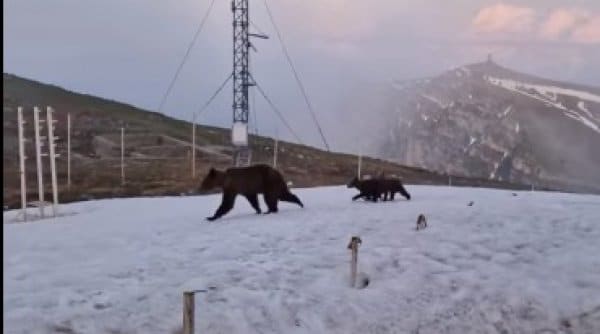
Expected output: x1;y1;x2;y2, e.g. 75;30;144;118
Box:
208;167;216;175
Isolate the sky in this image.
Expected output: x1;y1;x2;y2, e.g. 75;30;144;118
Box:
4;0;600;151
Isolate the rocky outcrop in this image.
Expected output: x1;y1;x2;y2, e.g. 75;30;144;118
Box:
379;60;600;193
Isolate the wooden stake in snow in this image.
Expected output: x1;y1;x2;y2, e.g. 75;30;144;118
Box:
347;236;362;288
416;214;427;230
183;291;195;334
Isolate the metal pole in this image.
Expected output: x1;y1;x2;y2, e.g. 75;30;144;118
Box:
47;107;59;217
33;107;45;218
192;114;196;178
17;107;27;221
232;0;251;166
67;113;71;189
121;127;125;186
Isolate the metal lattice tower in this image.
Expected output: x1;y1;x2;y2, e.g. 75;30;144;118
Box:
232;0;252;166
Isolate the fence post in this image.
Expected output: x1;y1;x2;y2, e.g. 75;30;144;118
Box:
347;236;362;288
33;106;45;218
18;107;27;221
183;291;195;334
120;127;125;186
46;107;59;217
67;113;71;189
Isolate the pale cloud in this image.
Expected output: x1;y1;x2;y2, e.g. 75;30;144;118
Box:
472;3;536;34
473;3;600;45
572;16;600;44
540;8;589;40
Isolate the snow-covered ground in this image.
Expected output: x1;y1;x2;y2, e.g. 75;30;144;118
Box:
4;186;600;334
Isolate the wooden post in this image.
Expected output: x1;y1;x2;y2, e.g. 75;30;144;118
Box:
47;107;59;217
120;127;125;186
17;107;27;221
183;291;195;334
347;236;362;288
67;113;71;189
33;106;45;218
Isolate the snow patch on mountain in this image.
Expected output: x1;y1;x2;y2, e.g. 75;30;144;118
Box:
485;76;600;134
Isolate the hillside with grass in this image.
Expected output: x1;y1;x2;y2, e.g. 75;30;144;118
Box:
3;73;538;209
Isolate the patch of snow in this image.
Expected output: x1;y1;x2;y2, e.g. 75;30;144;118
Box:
515;122;520;133
577;101;596;120
486;76;600;134
420;94;448;109
421;114;429;121
501;106;513;118
4;186;600;333
486;77;600;103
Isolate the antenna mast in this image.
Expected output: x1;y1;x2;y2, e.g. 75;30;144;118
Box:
231;0;252;166
231;0;268;166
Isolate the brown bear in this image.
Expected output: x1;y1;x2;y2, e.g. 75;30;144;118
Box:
199;164;304;221
347;176;382;202
379;177;411;201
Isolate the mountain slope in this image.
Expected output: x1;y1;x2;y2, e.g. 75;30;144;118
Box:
3;73;534;209
379;58;600;193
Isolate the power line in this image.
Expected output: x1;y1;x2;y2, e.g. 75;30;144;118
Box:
194;73;233;118
157;0;217;115
252;75;304;145
263;0;330;151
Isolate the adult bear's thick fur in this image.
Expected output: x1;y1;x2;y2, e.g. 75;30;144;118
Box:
379;177;411;201
347;176;381;202
200;164;304;221
347;175;411;202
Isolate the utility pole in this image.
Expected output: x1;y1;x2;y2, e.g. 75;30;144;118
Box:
231;0;267;166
